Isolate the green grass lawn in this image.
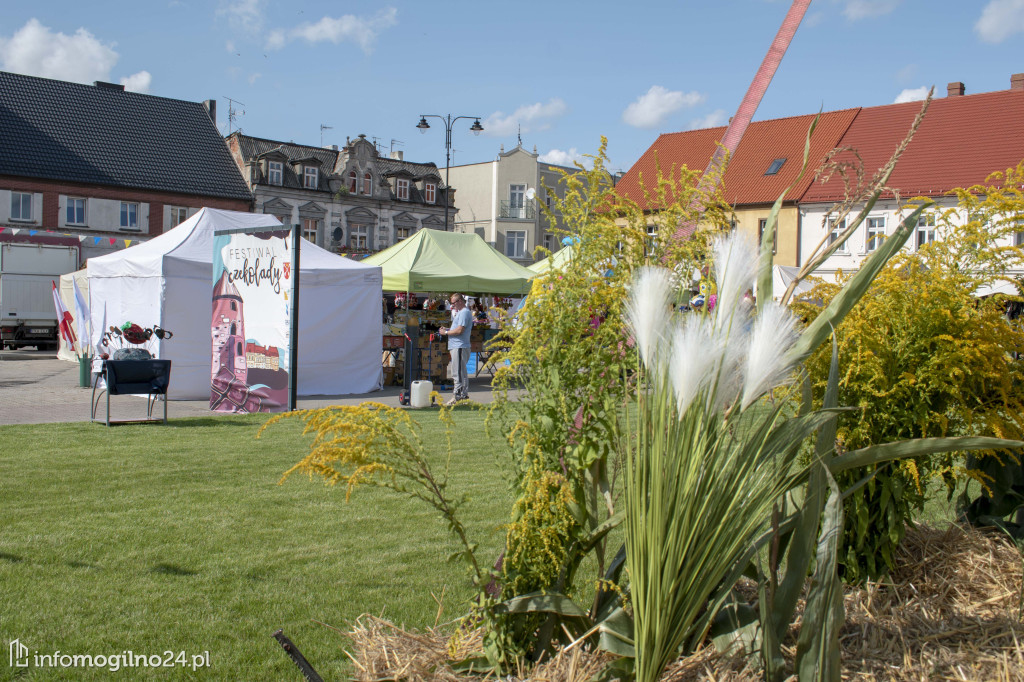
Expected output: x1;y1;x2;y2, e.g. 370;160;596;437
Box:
0;408;512;681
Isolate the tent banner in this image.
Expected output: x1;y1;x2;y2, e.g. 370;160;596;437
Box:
210;228;293;413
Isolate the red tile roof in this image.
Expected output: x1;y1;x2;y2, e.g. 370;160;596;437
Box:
801;88;1024;202
615;109;859;210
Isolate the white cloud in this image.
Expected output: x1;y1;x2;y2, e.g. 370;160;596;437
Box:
622;85;705;129
225;40;235;53
842;0;901;20
975;0;1024;43
893;86;929;104
539;148;583;167
218;0;265;34
687;109;728;130
0;18;118;84
247;72;261;85
267;8;397;54
483;99;568;137
120;71;151;93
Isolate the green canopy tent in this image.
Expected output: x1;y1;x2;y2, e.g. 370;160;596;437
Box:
364;229;536;294
527;244;575;275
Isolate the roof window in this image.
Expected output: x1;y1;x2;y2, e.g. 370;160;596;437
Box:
764;158;787;176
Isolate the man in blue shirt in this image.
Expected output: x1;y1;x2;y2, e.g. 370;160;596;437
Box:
439;293;472;405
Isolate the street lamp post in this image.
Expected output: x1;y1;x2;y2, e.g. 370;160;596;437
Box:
416;114;484;231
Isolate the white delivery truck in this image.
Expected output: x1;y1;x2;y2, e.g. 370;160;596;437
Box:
0;243;80;350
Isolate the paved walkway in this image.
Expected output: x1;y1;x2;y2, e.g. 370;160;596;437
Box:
0;350;511;426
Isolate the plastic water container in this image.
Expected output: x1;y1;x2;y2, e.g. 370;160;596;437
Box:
410;380;433;408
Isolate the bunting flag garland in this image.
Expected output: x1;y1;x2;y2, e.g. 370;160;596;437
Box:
51;280;77;354
2;226;143;248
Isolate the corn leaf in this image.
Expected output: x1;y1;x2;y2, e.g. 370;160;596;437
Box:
795;464;844;681
830;436;1024;474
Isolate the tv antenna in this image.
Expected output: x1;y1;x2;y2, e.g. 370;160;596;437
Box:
390;139;404;155
225;96;245;134
320;124;333;146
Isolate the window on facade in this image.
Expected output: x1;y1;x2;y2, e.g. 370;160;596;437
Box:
349;225;369;250
543;234;555;251
120;202;139;230
348;171;357;193
506;230;526;259
170;206;188;227
866;216;886;252
764;158;787;176
66;198;86;225
302;218;318;243
303;166;318;190
828;217;847;252
362;173;372;195
425;182;436;204
758;218;778;254
509;184;526;218
915;212;936;250
396;178;410;201
268;161;283;186
396;225;411;241
1015;226;1024;247
10;192;32;221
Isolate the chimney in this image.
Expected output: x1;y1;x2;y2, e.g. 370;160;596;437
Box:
390;150;404;160
947;81;965;97
203;99;217;127
94;81;125;91
1012;73;1024;91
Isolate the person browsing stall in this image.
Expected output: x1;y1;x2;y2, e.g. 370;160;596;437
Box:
439;293;472;405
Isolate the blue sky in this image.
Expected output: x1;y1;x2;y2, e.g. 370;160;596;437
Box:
1;1;1023;174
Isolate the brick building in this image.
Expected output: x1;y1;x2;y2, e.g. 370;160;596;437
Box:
0;71;252;263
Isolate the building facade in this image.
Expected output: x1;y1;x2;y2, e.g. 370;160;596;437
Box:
0;71;252;262
446;145;596;264
799;76;1024;282
226;132;449;255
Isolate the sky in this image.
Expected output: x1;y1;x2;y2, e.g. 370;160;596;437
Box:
1;1;1023;175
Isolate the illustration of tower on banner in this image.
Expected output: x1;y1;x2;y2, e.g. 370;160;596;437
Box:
211;270;247;383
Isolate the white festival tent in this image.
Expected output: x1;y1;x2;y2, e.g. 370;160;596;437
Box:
87;208;383;400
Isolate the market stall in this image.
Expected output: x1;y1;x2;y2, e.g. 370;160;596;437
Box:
363;230;535;387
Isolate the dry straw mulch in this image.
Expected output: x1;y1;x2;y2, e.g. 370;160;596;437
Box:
346;524;1023;681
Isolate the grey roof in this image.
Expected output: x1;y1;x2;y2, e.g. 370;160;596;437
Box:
376;158;443;183
0;71;252;201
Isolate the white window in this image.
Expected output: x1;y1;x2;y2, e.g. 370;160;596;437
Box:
268;161;283;186
170;206;188;227
66;198;86;225
543;233;555;251
302;218;318;243
349;225;369;250
348;171;357;193
10;192;32;221
1015;227;1024;247
425;182;436;204
396;178;410;201
916;212;936;250
396;225;411;241
362;173;372;195
866;216;885;252
828;217;847;253
303;166;318;190
120;202;139;230
509;184;526;218
506;230;526;259
758;218;777;254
